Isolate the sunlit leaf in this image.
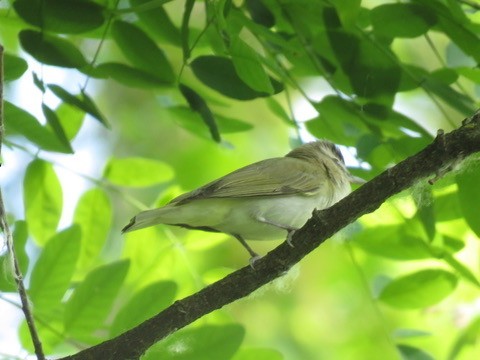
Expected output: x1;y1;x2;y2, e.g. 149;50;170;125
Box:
110;281;177;337
143;324;245;360
42;104;74;153
55;103;85;140
0;221;29;292
232;348;283;360
73;188;112;271
456;166;480;237
29;225;81;313
23;160;63;245
103;157;174;187
447;317;480;360
378;269;458;308
19;30;88;68
64;260;130;338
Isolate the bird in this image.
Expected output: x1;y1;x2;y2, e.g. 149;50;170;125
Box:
122;140;363;261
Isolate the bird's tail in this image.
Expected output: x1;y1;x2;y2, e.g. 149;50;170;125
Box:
122;208;172;233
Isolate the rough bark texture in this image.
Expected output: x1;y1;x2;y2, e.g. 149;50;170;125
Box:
58;112;480;360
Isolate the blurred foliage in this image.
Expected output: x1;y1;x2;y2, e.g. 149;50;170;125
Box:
0;0;480;359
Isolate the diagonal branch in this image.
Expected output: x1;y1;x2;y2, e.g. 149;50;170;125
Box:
59;111;480;360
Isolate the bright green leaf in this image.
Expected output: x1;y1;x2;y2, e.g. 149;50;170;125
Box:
191;56;283;100
447;317;480;360
73;188;112;270
55;103;85;140
229;37;274;94
103;157;174;187
4;53;28;81
14;0;105;34
456;166;480;237
110;281;177;337
4;101;74;153
111;20;175;84
19;30;88;68
64;260;130;338
379;269;458;309
143;324;245;360
29;225;81;313
232;348;283;360
24;160;63;245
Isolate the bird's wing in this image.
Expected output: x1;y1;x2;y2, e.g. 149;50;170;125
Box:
170;157;327;204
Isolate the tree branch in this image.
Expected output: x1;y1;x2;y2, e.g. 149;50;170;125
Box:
0;45;46;360
59;111;480;360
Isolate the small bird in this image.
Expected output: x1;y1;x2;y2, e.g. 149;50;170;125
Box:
122;141;363;260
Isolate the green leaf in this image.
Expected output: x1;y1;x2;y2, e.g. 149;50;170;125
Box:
103;157;174;187
371;4;437;38
232;348;283;360
94;62;169;89
191;56;283;100
4;53;28;81
29;225;81;313
353;224;431;260
179;84;221;142
111;20;175;84
413;187;436;241
332;0;361;29
168;106;253;140
229;37;274;94
19;30;88;68
4;101;74;153
245;0;275;28
47;84;108;127
397;344;434;360
143;324;245;360
55;103;85;140
441;252;480;287
456;166;480;237
23;160;63;245
422;76;475;115
378;269;458;309
130;0;181;46
0;221;29;292
434;190;462;221
13;0;105;34
447;317;480;360
42;104;74;154
181;0;196;61
73;188;112;270
64;260;130;338
110;281;177;337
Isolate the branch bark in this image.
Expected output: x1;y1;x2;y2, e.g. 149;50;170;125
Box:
59;111;480;360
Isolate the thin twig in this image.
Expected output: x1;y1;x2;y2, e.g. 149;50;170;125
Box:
0;44;45;360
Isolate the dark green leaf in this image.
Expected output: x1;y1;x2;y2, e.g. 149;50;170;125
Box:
0;221;29;292
42;104;74;153
143;324;245;360
378;269;458;308
245;0;275;28
229;37;274;94
19;30;88;68
397;344;434;360
103;157;174;187
111;20;175;83
14;0;105;34
64;260;130;338
23;160;63;245
423;76;475;115
110;281;177;337
371;4;437;38
73;188;112;271
33;72;46;92
180;84;221;142
29;225;81;313
4;53;28;81
332;0;361;29
4;101;73;153
47;84;108;127
181;0;196;61
456;166;480;237
191;56;283;100
94;62;169;89
130;0;181;46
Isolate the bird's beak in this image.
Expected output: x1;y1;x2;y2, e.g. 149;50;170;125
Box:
349;174;366;184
